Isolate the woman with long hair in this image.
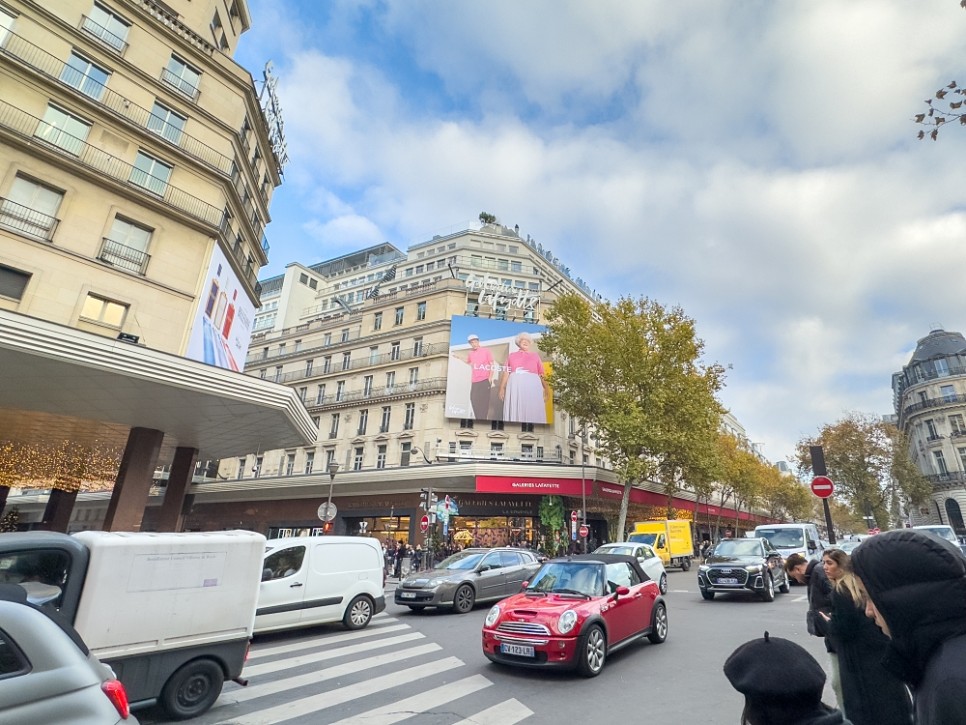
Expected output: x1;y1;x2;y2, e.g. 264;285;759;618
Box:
820;548;912;725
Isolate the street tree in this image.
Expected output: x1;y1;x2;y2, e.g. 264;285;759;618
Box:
794;412;930;530
540;294;725;540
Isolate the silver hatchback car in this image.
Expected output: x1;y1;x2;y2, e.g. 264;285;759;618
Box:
0;587;137;725
394;547;542;613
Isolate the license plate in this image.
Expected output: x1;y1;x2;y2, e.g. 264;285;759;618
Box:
718;578;739;585
501;643;535;657
399;591;416;599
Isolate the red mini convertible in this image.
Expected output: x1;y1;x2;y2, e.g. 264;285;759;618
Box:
481;553;668;677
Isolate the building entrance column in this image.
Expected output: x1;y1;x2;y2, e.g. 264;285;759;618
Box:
40;488;78;532
103;427;164;532
156;446;198;532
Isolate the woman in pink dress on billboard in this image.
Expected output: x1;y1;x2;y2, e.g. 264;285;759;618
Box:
498;331;550;423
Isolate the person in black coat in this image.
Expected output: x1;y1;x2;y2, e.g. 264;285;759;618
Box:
818;548;912;725
851;530;966;725
724;631;852;725
785;553;841;706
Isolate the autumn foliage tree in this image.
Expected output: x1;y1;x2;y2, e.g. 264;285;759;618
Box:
540;294;726;540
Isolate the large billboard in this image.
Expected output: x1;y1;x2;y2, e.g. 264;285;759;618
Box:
445;315;553;424
186;245;255;372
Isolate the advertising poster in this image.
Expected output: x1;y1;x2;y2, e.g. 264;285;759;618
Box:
186;245;255;371
445;315;553;424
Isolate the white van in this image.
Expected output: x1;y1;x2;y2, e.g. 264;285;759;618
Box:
753;523;825;563
913;524;959;544
255;536;386;634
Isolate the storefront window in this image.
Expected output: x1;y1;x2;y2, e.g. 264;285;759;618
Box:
448;515;534;548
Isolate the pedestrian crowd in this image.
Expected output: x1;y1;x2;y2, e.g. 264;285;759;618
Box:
723;529;966;724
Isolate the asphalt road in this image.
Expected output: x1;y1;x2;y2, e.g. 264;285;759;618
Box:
139;568;839;724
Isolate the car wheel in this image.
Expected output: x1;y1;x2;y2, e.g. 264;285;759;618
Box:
760;573;775;602
647;602;668;644
778;574;790;594
343;594;374;630
159;658;224;721
680;558;691;572
576;624;606;677
659;573;668;595
452;584;476;614
701;590;715;601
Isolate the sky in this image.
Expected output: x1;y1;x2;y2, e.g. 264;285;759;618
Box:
234;0;966;467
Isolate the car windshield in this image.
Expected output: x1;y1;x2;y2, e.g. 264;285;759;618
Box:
627;533;657;546
915;526;958;543
437;551;486;570
755;528;805;548
597;545;634;556
527;562;603;596
712;540;762;557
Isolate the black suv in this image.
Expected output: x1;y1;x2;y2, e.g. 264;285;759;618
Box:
697;537;789;602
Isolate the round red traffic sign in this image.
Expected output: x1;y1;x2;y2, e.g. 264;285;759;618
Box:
419;515;430;533
810;476;835;499
571;510;578;522
579;524;590;538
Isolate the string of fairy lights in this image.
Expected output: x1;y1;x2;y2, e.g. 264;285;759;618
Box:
0;440;122;492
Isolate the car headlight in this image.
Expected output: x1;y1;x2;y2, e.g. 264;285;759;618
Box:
745;564;763;572
427;578;446;587
485;605;500;627
698;565;710;572
558;609;578;634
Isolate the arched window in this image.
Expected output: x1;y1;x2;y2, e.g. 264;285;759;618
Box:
944;498;965;535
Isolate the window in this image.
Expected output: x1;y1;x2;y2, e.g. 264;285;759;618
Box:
490;442;504;459
373;311;383;331
959;447;966;471
933;450;949;475
273;365;282;381
353;447;364;471
323;332;332;346
304;450;315;475
400;442;412;467
147;101;186;144
521;444;534;459
325;449;336;469
369;346;379;364
236;458;245;480
459;441;472;456
376;445;387;469
536;445;544;460
413;337;423;355
385;371;395;392
569;450;576;464
491;420;504;431
323;356;332;373
459;419;474;429
1;175;64;241
305;359;313;376
36;104;90;155
253;455;263;477
0;7;15;46
83;3;130;51
101;216;152;274
336;380;345;401
163;55;201;99
130;151;172;196
404;403;415;430
297;387;306;401
285;453;295;476
380;406;391;432
358;409;368;435
941;384;957;402
363;375;373;398
408;367;419;385
315;384;325;404
936;358;950;376
80;293;127;327
925;419;939;439
341;328;350;343
417;301;427;320
951;414;966;436
342;352;351;370
521;422;534;433
0;265;30;301
61;52;110;99
390;342;400;361
394;307;404;325
329;413;340;438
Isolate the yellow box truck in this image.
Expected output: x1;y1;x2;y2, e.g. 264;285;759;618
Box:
627;520;694;570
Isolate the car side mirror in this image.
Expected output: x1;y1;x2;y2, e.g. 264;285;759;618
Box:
261;568;273;582
807;540;817;551
613;585;630;599
521;580;530;589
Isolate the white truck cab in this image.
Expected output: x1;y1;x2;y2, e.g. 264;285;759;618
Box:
752;523;825;563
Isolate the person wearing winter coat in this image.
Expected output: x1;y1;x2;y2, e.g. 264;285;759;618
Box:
818;548;912;725
724;631;852;725
850;529;966;725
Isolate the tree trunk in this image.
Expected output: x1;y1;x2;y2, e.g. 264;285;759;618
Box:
616;481;632;542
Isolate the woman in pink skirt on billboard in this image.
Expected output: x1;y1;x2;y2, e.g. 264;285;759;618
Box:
499;331;550;423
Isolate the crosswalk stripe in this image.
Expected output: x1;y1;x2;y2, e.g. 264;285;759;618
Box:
242;632;425;678
248;622;410;659
220;643;443;706
215;656;465;725
326;674;493;725
451;698;533;725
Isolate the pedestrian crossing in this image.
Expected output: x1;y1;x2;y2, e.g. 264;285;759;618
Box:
150;614;534;725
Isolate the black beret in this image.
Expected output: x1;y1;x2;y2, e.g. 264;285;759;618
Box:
724;631;826;701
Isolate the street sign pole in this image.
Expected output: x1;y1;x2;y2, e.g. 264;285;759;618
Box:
809;445;837;545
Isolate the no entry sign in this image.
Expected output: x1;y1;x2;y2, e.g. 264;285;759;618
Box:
810;476;835;499
579;524;590;538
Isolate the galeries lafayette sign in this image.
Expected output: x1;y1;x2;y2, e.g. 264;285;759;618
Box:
475;475;591;496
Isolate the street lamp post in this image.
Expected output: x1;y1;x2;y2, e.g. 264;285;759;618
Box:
324;461;340;533
580;428;587;553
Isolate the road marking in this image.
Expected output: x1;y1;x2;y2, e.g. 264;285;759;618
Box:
451;698;533;725
327;674;493;725
217;657;465;724
248;622;410;659
241;632;425;678
793;595;808;602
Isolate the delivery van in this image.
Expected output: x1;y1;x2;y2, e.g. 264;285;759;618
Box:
627;519;694;570
913;524;959;544
0;529;265;720
753;522;824;563
255;535;386;634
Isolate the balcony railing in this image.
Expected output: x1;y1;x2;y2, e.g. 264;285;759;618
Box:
438;448;564;463
0;100;223;228
80;15;129;54
303;378;448;410
0;196;59;241
161;67;200;101
901;392;966;417
926;471;966;485
97;238;150;275
248;340;447;371
0;29;234;175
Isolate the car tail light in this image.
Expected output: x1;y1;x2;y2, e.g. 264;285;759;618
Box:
102;679;131;719
244;640;251;662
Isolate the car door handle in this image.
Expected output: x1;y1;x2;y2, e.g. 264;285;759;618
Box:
290;582;303;588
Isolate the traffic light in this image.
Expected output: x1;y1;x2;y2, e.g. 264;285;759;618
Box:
323;521;333;534
420;487;432;510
